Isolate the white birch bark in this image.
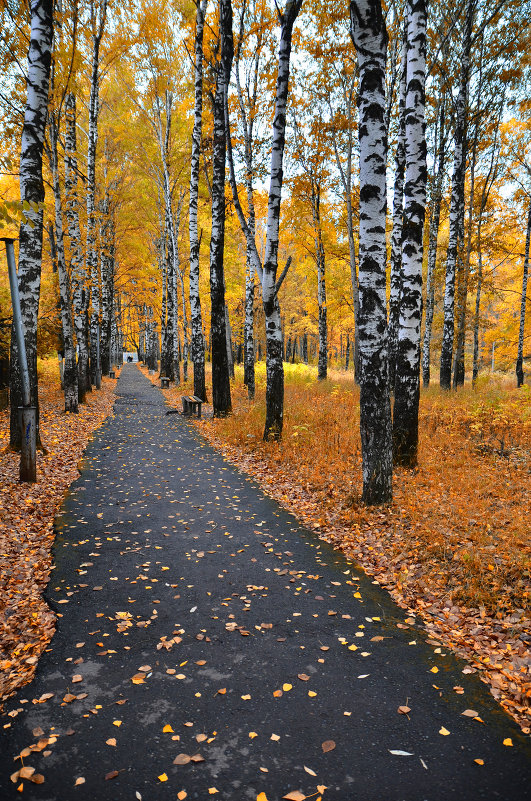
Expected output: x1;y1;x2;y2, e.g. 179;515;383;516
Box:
350;0;392;504
422;97;445;387
439;0;474;389
392;0;427;467
48;108;78;412
9;0;54;447
86;0;107;388
310;178;327;381
516;201;531;387
189;0;207;400
65;92;90;401
388;31;407;392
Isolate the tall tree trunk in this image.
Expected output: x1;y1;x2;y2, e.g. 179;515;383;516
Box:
243;256;255;398
9;0;54;448
311;179;327;381
393;0;427;467
189;0;207;401
48;110;78;412
388;30;407;393
99;191;115;376
225;0;302;436
439;0;474;390
225;304;235;379
64;92;90;401
210;0;233;416
86;0;108;389
422;97;445;387
516;201;531;388
350;0;393;504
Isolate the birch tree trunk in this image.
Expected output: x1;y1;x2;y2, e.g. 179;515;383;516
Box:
516;201;531;388
388;32;407;393
350;0;393;504
225;0;302;436
86;0;107;388
9;0;54;448
244;256;255;398
439;0;474;390
48;109;78;413
393;0;427;467
99;191;115;376
189;0;207;401
209;0;233;416
422;98;445;387
64;92;90;401
260;0;302;439
311;179;327;381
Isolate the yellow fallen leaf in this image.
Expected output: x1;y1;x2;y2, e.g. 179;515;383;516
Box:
282;683;292;692
303;766;317;776
241;694;251;700
430;666;439;673
317;787;327;794
177;792;187;800
282;792;305;801
257;794;269;801
271;733;280;741
503;738;513;747
474;759;484;765
439;727;450;736
158;773;168;782
106;738;117;746
348;644;357;651
217;688;226;695
249;732;258;739
208;789;218;795
75;777;85;786
273;690;283;698
113;720;122;727
353;592;362;599
308;691;317;697
163;725;174;733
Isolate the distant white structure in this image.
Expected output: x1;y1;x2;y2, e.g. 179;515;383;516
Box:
123;352;138;363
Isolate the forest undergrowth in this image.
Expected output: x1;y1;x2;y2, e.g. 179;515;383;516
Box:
152;362;531;731
0;361;117;710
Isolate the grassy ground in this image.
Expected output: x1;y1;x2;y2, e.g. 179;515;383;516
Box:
149;360;530;730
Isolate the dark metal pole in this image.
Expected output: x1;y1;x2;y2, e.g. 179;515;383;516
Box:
2;237;37;482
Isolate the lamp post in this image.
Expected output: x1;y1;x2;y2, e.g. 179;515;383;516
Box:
2;237;36;482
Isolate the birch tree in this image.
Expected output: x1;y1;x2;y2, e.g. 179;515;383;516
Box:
393;0;427;467
388;31;406;392
65;92;90;401
9;0;54;448
226;0;303;439
86;0;108;388
350;0;392;503
189;0;207;401
516;200;531;387
439;0;474;390
209;0;233;416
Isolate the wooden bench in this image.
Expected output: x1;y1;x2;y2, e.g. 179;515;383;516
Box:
161;376;170;388
182;395;202;418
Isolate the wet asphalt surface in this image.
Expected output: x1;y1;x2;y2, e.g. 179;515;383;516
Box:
0;364;529;800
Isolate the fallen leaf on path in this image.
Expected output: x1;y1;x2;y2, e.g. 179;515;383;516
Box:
398;705;411;716
177;792;187;800
283;792;305;801
304;766;317;776
389;750;413;756
163;725;174;733
462;709;479;718
72;674;83;683
158;774;168;782
106;738;117;746
105;770;119;780
503;738;513;747
297;674;310;681
475;759;484;765
439;727;450;736
173;754;191;765
257;794;269;801
321;740;336;752
75;777;85;786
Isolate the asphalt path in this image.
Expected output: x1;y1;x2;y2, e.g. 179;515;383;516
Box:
0;364;529;800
